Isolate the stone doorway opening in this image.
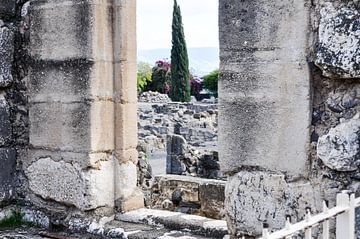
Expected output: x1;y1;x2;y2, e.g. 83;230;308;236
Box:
135;0;225;221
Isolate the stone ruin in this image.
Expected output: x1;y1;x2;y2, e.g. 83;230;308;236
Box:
0;0;358;238
219;0;360;237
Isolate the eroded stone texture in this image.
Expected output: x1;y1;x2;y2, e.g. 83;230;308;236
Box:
151;175;225;220
317;117;360;171
226;172;320;237
0;97;11;146
316;2;360;78
0;0;16;17
219;0;312;234
0;148;16;202
26;157;86;208
0;25;14;88
219;0;311;177
26;157;115;210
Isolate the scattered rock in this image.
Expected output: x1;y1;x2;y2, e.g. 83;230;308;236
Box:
139;91;171;103
317;117;360;171
315;2;360;78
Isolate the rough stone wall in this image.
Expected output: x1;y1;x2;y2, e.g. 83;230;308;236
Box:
0;1;29;206
138;101;218;152
219;0;359;237
0;0;142;223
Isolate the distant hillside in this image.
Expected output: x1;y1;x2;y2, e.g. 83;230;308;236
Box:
137;47;219;76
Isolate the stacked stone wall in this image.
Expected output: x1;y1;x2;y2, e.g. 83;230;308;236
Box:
219;0;360;237
0;0;29;206
0;0;142;226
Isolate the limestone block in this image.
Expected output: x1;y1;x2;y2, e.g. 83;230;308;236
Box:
199;182;225;219
29;101;113;152
316;3;360;79
112;0;136;63
219;0;311;177
114;62;137;104
0;148;16;202
29;0;113;61
26;157;86;208
115;103;138;152
115;161;138;201
25;149;112;171
0;26;14;88
116;188;144;213
29;102;90;151
225;171;320;237
317;117;360;171
83;159;115;210
29;61;114;103
90;100;115;152
219;0;310;53
115;148;138;165
0;97;11;146
26;157;115;210
0;0;15;17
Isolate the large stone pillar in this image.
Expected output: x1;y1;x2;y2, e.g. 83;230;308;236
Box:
25;0;142;215
219;0;312;236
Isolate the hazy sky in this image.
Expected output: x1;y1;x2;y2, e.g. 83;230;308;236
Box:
137;0;219;50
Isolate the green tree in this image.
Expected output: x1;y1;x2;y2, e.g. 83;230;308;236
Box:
137;62;152;93
169;0;191;102
203;69;219;97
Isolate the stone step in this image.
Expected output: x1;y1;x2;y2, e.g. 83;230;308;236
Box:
151;175;226;220
116;208;228;238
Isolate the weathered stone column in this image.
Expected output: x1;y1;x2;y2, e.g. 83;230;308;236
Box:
25;0;142;215
219;0;313;236
113;0;143;212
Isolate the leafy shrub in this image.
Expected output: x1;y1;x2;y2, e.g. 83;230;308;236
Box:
190;75;202;97
137;62;152;93
145;60;171;94
202;69;219;97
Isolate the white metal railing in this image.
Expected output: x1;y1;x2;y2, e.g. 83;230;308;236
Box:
258;191;359;239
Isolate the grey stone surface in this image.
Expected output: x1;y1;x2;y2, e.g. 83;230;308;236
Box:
166;135;222;179
317;117;360;171
219;0;311;177
29;102;91;151
0;25;14;88
0;148;16;202
116;208;228;238
225;171;320;237
0;0;16;17
26;157;87;208
316;2;360;79
138;102;218;152
151;175;226;220
29;0;113;62
26;157;116;210
0;97;11;146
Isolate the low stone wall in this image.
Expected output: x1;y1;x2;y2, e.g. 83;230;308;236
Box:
138;99;218;153
166;134;223;180
150;175;226;220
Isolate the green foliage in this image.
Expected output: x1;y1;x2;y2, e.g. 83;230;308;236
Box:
137;62;152;93
203;69;219;97
169;0;191;102
145;60;171;94
0;211;35;229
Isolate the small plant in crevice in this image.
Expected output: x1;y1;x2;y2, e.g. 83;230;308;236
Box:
0;211;37;229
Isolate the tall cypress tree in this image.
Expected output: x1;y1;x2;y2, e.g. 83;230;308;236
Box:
169;0;191;102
